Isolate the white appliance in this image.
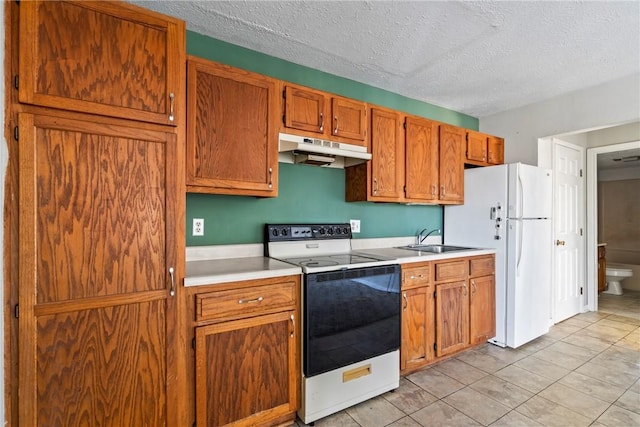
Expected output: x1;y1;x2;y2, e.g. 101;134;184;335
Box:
444;163;552;348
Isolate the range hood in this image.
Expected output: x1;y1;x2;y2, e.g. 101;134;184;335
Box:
278;133;371;168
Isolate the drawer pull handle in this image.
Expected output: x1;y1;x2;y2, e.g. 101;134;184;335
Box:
238;296;263;304
410;274;424;279
403;292;408;311
319;112;324;132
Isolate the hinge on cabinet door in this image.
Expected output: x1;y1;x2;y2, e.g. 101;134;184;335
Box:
13;126;18;141
465;133;469;142
192;338;195;349
433;343;437;351
14;304;18;318
433;291;436;299
580;287;583;295
580;169;583;177
403;121;407;129
580;228;583;236
13;75;18;90
282;114;286;125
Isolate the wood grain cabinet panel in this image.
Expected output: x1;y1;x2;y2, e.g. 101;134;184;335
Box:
438;124;465;204
18;112;179;426
470;274;496;345
405;116;440;202
196;311;297;427
283;83;367;145
186;57;279;196
19;0;184;125
487;136;505;165
401;286;435;372
466;130;488;163
346;107;403;202
435;280;470;357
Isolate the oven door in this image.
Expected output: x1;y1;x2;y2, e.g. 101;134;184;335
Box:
304;264;400;377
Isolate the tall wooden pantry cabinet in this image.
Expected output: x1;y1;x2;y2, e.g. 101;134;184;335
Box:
7;1;187;425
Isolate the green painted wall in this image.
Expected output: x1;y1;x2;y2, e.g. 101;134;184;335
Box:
185;31;475;245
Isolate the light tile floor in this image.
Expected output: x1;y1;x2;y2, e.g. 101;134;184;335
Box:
294;290;640;426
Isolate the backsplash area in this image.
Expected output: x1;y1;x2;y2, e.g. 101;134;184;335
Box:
187;163;442;245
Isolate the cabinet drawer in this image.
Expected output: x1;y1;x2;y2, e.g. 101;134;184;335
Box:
196;282;296;321
434;260;468;282
402;264;431;289
469;256;495;277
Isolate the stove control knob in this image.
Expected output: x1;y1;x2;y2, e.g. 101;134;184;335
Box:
282;229;288;236
328;228;334;235
271;229;279;237
335;228;341;235
319;228;325;235
343;227;349;234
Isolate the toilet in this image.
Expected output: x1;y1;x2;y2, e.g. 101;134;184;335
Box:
603;263;634;295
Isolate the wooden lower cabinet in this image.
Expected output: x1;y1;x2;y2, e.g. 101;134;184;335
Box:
401;263;435;372
401;255;495;372
435;280;470;357
192;276;300;427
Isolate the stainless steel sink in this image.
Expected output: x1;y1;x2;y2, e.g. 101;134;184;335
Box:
396;244;473;253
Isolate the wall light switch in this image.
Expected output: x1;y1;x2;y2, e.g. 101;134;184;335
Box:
350;219;361;233
192;218;204;236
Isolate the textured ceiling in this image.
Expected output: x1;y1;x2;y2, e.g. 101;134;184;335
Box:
130;0;640;118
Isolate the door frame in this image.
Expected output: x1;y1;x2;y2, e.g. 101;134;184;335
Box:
585;140;640;312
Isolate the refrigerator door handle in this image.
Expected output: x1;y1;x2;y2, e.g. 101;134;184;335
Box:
518;173;524;219
516;220;523;276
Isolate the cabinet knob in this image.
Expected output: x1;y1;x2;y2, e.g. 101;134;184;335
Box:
556;240;566;246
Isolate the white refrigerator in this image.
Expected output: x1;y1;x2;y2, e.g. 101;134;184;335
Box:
444;163;553;348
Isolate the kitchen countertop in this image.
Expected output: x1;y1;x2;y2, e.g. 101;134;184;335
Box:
185;256;302;287
357;247;496;263
185;239;495;286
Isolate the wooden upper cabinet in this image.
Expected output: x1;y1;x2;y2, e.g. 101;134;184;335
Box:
466;130;488;163
19;0;185;126
186;57;279;197
405;116;440;202
439;124;465;204
284;85;326;133
488;136;505;165
369;107;404;200
466;131;504;166
345;106;402;202
331;96;367;141
283;84;367;145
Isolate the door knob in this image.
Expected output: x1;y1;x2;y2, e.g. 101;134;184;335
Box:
556;240;566;246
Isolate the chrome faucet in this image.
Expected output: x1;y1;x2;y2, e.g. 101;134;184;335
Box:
417;228;441;245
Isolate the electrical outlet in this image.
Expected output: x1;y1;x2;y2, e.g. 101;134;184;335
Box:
192;218;204;236
350;219;361;233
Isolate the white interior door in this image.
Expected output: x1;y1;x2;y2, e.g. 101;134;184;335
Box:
552;139;585;322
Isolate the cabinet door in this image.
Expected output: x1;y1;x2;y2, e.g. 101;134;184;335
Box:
369;107;404;201
439;124;465;203
401;286;435;372
487;136;505;165
470;275;496;345
18;113;178;426
195;311;297;427
466;131;488;163
435;281;469;357
405;116;440;201
187;58;278;196
331;97;367;142
284;85;326;134
19;0;184;125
